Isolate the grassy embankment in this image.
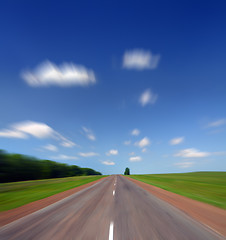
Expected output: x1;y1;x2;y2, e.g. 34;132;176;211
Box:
0;175;105;212
128;172;226;209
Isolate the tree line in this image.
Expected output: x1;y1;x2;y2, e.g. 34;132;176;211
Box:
0;150;102;183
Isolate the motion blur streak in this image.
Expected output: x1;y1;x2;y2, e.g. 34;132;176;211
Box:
0;175;221;240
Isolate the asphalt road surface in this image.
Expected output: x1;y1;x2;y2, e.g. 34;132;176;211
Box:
0;175;223;240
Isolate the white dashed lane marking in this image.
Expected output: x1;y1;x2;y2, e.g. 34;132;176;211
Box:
109;221;114;240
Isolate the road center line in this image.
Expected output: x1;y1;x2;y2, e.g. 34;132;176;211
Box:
109;221;114;240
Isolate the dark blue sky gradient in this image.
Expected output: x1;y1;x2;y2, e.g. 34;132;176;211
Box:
0;0;226;174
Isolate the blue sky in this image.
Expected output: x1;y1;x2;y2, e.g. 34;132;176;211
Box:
0;0;226;175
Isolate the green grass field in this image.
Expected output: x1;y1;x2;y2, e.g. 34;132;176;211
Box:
0;175;105;212
128;172;226;209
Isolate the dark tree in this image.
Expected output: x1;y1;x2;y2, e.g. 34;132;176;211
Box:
124;167;130;175
0;150;102;183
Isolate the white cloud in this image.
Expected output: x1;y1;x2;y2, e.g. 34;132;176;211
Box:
0;129;27;139
43;144;58;152
13;121;55;139
124;140;131;145
169;137;184;145
131;128;140;136
82;127;96;141
207;119;226;128
135;137;151;148
102;161;115;165
21;61;96;87
129;156;142;162
142;148;147;153
129;152;135;156
174;148;210;158
78;152;99;157
0;121;76;147
106;149;118;156
174;161;194;168
50;154;78;160
123;49;160;70
139;89;158;106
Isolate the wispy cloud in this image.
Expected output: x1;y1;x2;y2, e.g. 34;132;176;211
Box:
135;137;151;148
21;61;96;87
82;127;96;141
129;152;135;156
131;128;140;136
0;121;76;147
60;139;76;148
212;151;226;156
208;129;225;135
142;148;147;153
139;89;158;106
0;130;27;138
207;119;226;128
129;156;142;162
124;140;131;145
169;137;184;145
78;152;99;157
174;161;194;168
50;154;78;160
43;144;58;152
12;121;55;138
102;161;115;165
123;49;160;70
106;149;118;156
174;148;210;158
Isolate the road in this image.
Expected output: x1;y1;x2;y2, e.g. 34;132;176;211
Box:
0;175;223;240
